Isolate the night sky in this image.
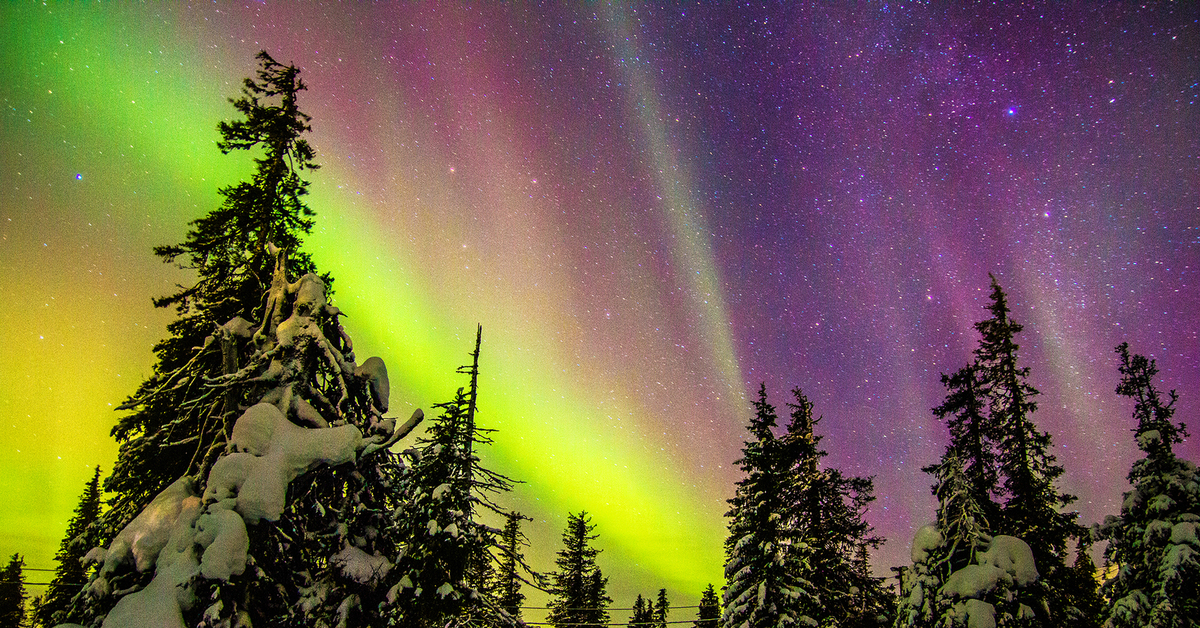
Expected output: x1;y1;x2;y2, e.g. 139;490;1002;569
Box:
2;2;1197;616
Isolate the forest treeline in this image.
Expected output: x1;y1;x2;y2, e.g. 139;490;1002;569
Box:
2;53;1196;628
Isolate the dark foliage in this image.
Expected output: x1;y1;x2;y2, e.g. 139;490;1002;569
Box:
1097;343;1199;628
547;511;611;628
102;50;327;546
0;554;26;628
31;467;102;627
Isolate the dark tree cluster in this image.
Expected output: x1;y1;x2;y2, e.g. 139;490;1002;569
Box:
896;277;1197;628
721;384;891;628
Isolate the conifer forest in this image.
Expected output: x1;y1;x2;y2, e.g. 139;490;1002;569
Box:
1;4;1197;628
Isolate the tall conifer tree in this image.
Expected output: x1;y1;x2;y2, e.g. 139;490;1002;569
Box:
64;53;425;628
32;467;102;627
721;384;814;628
973;275;1080;624
905;276;1086;627
781;388;889;626
102;50;326;542
1098;343;1199;627
389;327;523;628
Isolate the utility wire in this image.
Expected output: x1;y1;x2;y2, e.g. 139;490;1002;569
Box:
524;621;703;626
522;606;701;611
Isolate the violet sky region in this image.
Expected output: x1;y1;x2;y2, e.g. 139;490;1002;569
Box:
1;2;1197;617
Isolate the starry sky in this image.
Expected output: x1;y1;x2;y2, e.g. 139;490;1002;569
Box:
1;1;1197;616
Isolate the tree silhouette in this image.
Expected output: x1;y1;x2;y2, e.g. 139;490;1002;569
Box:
103;50;326;547
548;511;611;628
31;467;102;627
1098;343;1199;627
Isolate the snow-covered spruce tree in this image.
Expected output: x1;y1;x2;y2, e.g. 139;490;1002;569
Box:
894;455;1040;628
386;326;525;628
1097;343;1199;628
494;512;533;622
547;512;611;628
32;467;102;627
66;248;423;628
101;50;326;551
721;384;815;628
0;553;27;628
694;584;719;628
630;594;654;627
781;388;890;627
973;275;1082;624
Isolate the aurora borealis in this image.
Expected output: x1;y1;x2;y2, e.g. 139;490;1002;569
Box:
1;1;1197;615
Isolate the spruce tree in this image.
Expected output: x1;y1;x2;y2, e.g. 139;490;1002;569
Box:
0;554;26;628
895;455;1041;628
653;588;669;628
1097;343;1199;627
548;511;610;628
31;467;102;627
68;243;423;627
388;326;523;628
495;512;532;622
781;388;889;626
630;594;653;627
102;49;326;547
973;275;1080;624
929;363;999;524
694;584;719;628
55;51;441;628
721;384;814;628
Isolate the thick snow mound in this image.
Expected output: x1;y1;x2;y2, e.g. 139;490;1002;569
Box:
99;482;205;628
912;523;942;564
98;478;202;575
978;535;1038;586
942;535;1037;600
356;356;390;412
209;402;362;523
195;509;248;580
333;544;392;584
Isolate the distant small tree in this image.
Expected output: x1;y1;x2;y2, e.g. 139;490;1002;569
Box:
32;467;103;627
1059;532;1103;627
495;512;533;621
694;584;719;628
548;511;610;628
653;588;669;628
0;553;26;628
629;594;653;627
